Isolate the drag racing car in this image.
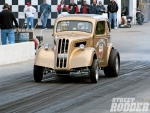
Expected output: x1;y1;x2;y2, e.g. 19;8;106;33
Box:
33;14;120;83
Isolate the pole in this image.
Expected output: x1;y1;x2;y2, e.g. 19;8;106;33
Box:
33;9;46;31
21;17;26;32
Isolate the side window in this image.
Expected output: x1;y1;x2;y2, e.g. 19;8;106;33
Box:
106;21;110;32
96;21;105;35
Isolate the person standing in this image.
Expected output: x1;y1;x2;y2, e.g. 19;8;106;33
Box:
108;0;118;29
80;0;90;14
58;8;69;17
57;0;69;14
68;0;78;14
89;0;97;14
96;1;106;15
121;4;129;25
24;2;36;30
0;3;19;45
40;0;51;29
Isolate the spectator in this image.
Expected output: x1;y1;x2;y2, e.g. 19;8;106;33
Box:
80;0;90;14
108;0;118;29
57;0;69;14
40;0;51;29
24;2;36;30
0;3;19;45
68;0;78;14
96;1;106;15
58;8;69;17
121;4;128;16
121;4;129;25
89;0;97;14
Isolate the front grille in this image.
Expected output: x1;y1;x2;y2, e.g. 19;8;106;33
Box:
56;39;69;68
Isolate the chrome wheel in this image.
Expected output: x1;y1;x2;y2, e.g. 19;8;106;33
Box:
89;59;99;83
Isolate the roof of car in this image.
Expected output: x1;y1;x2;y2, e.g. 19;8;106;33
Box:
58;14;108;20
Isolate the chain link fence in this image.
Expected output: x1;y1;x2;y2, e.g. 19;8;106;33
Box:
138;0;150;22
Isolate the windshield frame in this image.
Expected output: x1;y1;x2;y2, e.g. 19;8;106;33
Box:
56;20;93;33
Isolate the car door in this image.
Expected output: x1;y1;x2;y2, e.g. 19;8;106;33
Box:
94;21;108;66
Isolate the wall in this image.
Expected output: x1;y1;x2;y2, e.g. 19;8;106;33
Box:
0;42;35;65
0;0;137;28
0;0;59;28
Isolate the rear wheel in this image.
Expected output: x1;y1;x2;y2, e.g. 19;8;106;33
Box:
33;65;43;82
89;59;99;83
104;49;120;77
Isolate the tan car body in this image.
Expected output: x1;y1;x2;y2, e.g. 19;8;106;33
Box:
35;14;113;71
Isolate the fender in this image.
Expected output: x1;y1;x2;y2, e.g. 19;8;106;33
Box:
69;47;96;69
100;43;113;67
34;47;55;69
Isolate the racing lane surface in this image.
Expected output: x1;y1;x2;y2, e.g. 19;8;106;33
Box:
0;61;150;113
0;23;150;113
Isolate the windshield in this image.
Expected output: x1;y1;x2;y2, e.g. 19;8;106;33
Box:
56;20;92;33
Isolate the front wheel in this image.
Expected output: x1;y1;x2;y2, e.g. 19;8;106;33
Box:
89;59;99;83
104;49;120;77
33;65;44;82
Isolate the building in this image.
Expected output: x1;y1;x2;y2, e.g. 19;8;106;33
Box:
0;0;138;28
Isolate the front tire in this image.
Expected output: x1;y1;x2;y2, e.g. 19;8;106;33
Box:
89;59;99;83
33;65;43;82
104;49;120;77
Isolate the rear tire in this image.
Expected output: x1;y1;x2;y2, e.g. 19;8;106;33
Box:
89;59;99;83
33;65;43;82
104;49;120;77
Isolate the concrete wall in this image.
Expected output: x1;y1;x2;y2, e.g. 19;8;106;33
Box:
0;42;35;65
0;0;137;27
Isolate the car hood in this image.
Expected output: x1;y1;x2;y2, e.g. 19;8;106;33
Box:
57;34;91;40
